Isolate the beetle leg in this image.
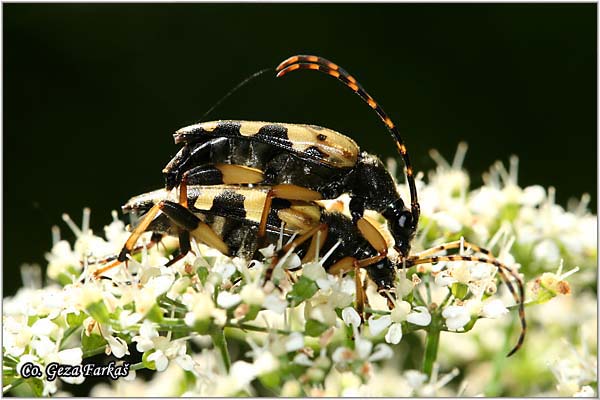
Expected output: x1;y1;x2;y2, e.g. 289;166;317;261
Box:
356;217;388;257
408;239;492;259
326;256;368;320
354;261;367;319
95;201;230;278
164;230;192;267
117;202;163;262
258;184;323;248
406;254;525;357
157;201;229;256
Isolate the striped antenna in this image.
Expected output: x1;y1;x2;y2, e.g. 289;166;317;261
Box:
276;55;420;223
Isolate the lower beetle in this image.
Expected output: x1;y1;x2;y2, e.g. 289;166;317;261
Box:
94;182;525;356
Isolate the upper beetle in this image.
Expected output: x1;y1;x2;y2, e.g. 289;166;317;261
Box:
162;55;420;260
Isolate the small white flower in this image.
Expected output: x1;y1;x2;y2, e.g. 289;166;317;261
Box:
341;307;361;328
240;284;265;306
406;306;432;326
368;315;392;336
132;320;159;352
533;239;561;263
285;332;305;353
522;185;546;206
293;353;314;367
391;301;412;322
481;299;508;318
148;349;169;372
30;318;59;337
216;291;242;309
442;305;471;331
434;271;456;287
368;343;394;362
106;335;130;358
574;386;595;397
57;347;83;365
263;293;287;313
302;262;327;282
384;322;403;344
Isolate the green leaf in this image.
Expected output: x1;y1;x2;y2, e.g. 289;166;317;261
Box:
304;319;329;337
451;282;469;300
146;304;165;323
287;277;318;307
196;266;209;285
85;301;110;324
258;370;281;389
25;378;44;397
242;305;261;322
142;350;157;370
81;333;106;353
66;312;86;327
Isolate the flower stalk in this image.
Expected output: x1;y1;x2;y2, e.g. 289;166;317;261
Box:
423;313;442;377
210;327;231;373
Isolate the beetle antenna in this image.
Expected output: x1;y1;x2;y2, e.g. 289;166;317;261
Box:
201;67;272;120
275;55;420;222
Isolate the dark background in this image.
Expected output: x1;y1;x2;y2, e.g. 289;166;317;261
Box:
4;4;596;295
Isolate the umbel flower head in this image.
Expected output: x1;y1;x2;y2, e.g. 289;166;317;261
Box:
3;144;595;397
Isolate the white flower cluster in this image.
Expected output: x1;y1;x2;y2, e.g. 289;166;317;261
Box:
3;144;595;397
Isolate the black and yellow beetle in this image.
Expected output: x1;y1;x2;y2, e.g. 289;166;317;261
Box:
106;182;524;340
94;55;525;356
117;184;398;313
160;55;419;264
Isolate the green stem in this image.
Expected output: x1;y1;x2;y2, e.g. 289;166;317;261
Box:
226;322;292;335
423;316;441;377
130;362;145;371
211;327;231;373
